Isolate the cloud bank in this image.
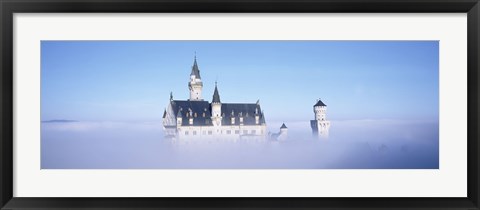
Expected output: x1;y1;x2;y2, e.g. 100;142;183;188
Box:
41;119;438;169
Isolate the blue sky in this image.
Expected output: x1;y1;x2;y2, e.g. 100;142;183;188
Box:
41;41;439;122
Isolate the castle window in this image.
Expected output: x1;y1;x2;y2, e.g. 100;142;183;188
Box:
251;130;256;134
235;130;239;134
185;131;189;135
208;131;212;135
243;130;248;134
193;131;197;135
227;130;231;134
202;131;206;135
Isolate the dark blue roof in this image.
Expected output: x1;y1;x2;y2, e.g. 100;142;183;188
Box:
221;103;265;125
280;123;287;129
170;100;265;126
314;99;327;107
171;100;212;126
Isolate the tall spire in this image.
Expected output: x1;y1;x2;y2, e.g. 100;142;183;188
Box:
212;81;221;103
190;54;201;79
188;53;203;101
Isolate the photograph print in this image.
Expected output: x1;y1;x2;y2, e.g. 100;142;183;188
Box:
41;41;439;169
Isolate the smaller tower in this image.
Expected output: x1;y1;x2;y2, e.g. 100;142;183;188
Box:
188;55;203;101
311;99;331;139
278;123;288;141
211;82;222;126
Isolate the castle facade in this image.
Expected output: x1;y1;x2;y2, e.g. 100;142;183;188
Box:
162;57;268;143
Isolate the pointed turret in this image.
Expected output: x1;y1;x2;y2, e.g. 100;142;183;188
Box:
280;123;287;129
211;82;222;126
212;82;221;103
190;56;201;79
188;55;203;101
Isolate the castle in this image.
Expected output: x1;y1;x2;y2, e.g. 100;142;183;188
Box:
162;56;270;143
162;56;329;142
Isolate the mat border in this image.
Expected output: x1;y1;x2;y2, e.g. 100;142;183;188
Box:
1;0;479;209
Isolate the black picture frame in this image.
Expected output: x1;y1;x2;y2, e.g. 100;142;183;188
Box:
1;0;479;209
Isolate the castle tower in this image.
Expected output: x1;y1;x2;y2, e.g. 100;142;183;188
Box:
311;99;330;139
188;56;203;101
211;82;222;126
278;123;288;141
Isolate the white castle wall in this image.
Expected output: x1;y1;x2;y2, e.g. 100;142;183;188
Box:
313;105;330;139
174;124;267;144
